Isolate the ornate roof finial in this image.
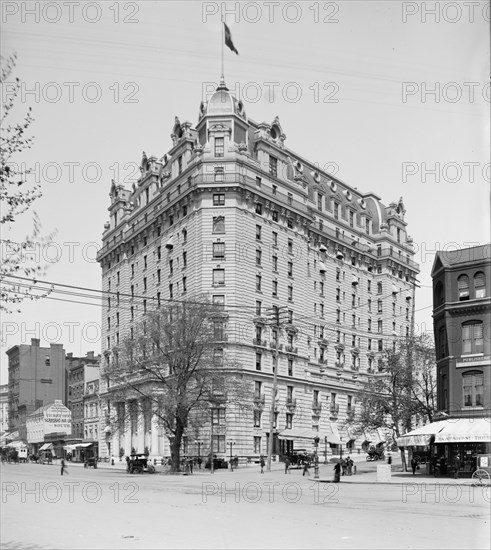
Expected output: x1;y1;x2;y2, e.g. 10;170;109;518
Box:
217;75;228;91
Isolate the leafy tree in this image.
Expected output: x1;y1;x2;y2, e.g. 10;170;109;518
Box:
103;299;247;472
0;53;54;312
356;335;436;470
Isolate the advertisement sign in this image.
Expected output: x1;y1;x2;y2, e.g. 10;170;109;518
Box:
43;402;71;436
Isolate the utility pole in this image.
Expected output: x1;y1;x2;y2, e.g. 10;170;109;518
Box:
266;305;288;472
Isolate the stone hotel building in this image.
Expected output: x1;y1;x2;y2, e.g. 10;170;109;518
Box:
97;80;420;460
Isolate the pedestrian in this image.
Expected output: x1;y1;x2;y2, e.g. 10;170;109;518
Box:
411;456;418;475
334;462;341;483
302;460;310;477
284;457;291;474
60;458;67;476
341;458;347;476
189;457;194;474
126;456;131;473
259;455;265;474
346;456;352;476
387;453;392;465
198;456;202;469
453;455;460;479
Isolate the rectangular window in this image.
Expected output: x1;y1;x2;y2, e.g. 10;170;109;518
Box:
272;255;278;272
272;185;277;195
213;193;225;206
333;202;339;220
182;251;187;268
214;167;224;182
349;211;354;227
255;203;263;215
317;193;323;211
213;269;225;286
182;276;187;292
272;280;278;296
213;242;225;259
286;413;293;429
288;358;293;376
214;137;224;157
256;176;262;187
253;410;262;428
212;435;225;453
255;352;262;371
288;285;293;301
378;339;383;351
256;300;262;316
254;436;261;454
272;232;278;246
178;156;182;175
272;211;279;222
256;225;262;240
211;408;226;425
256;274;262;292
378;320;383;333
463;373;484;407
213;216;225;233
213;320;225;341
213;295;225;310
462;323;483;354
256;249;262;266
287;261;293;277
287;239;293;254
365;219;370;234
269;155;278;177
169;259;174;275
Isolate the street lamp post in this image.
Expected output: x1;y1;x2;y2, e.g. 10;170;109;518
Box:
229;441;235;471
195;440;201;468
324;436;328;464
340;437;343;461
314;436;320;479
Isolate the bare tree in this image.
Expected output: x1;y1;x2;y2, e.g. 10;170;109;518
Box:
104;299;247;472
407;333;437;424
0;53;54;312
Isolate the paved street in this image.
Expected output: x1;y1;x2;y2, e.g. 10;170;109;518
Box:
1;460;490;550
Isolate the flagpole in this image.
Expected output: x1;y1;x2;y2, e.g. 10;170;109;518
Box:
221;21;225;83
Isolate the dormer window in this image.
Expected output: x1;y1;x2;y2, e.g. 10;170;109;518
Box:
269;156;278;177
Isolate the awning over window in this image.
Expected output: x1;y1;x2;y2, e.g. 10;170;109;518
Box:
319;262;327;273
434;418;491;443
165;236;174;249
39;443;54;451
278;426;341;445
391;284;399;294
363;429;384;445
352;276;359;285
394;418;491;447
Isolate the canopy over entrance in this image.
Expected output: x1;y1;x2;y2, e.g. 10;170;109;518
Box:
397;418;491;447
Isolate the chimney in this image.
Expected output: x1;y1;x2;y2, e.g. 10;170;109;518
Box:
31;338;40;347
86;351;95;359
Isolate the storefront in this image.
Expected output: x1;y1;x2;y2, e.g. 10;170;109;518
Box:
397;418;491;476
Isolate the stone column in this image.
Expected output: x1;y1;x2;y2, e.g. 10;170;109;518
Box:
137;401;145;453
151;415;159;457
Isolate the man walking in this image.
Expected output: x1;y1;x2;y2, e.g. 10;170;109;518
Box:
284;456;291;474
259;455;265;474
60;458;67;476
453;455;460;479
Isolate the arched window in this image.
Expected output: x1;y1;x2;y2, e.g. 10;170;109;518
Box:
457;274;469;301
474;272;486;298
462;370;484;407
462;321;483;354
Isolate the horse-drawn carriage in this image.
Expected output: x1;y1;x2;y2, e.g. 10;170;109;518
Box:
366;446;385;461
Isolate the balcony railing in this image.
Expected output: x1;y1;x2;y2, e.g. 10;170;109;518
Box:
286;398;297;410
318;359;327;365
253;392;266;405
285;345;298;354
318;338;329;347
270;342;283;350
253;338;268;347
312;402;322;415
329;404;340;415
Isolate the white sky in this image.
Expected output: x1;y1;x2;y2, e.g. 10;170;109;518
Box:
1;0;489;384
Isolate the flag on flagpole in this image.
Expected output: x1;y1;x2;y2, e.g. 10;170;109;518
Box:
224;22;239;55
